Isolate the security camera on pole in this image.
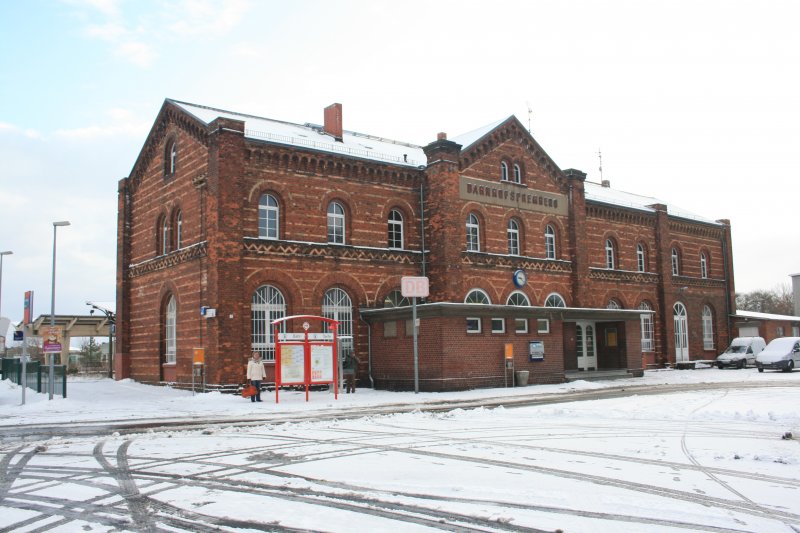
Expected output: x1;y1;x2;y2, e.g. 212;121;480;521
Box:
401;276;429;394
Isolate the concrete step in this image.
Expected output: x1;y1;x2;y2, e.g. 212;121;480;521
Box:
564;370;634;382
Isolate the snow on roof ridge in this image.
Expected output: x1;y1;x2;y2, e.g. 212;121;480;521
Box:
449;116;511;150
734;309;800;321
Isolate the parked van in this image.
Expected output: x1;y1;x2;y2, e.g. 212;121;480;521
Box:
755;337;800;372
715;337;766;369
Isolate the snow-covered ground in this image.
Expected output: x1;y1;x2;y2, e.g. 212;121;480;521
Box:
1;368;799;532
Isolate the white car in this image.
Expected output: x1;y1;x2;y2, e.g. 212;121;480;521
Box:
755;337;800;373
716;337;766;369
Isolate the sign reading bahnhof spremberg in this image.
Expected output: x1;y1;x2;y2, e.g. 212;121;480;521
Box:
460;176;567;215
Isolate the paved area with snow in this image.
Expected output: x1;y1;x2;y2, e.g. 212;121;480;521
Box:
1;368;799;532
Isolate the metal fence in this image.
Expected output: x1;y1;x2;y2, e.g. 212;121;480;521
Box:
1;358;67;397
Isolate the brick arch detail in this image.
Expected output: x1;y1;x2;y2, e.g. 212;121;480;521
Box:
311;272;369;309
373;275;406;306
247;179;293;205
381;198;417;221
534;284;571;307
601;290;629;309
462;277;500;304
244;269;304;312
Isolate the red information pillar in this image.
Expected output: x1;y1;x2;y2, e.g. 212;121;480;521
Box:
273;315;338;403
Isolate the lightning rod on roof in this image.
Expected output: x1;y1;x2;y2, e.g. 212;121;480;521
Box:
526;101;532;134
598;148;603;181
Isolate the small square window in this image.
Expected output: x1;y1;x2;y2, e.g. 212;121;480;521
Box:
515;318;528;334
491;318;505;333
466;317;481;334
384;321;397;338
537;318;550;334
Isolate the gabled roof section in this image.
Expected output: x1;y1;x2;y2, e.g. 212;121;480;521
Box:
169;99;426;168
449;117;510;150
584;181;722;225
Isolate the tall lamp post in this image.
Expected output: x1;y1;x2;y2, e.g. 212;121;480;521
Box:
49;221;70;400
0;250;12;357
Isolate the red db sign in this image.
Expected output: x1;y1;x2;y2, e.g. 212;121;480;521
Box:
401;276;429;298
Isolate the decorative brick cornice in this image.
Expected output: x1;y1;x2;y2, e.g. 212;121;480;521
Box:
462;252;573;273
243;238;420;264
589;268;661;284
671;275;727;289
668;220;725;239
587;204;656;227
128;241;208;278
245;143;424;187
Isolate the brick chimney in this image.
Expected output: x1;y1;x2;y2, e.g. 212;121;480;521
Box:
324;103;343;141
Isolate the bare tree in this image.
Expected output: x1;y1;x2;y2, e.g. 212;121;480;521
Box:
736;283;794;315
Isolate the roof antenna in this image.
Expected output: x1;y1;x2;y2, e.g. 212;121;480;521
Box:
598;148;603;181
526;101;533;134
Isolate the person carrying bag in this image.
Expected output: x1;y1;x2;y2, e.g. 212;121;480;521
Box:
246;351;266;402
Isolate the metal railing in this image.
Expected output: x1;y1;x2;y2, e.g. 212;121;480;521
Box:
1;358;67;397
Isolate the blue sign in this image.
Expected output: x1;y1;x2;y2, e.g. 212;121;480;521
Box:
529;340;544;361
13;331;23;341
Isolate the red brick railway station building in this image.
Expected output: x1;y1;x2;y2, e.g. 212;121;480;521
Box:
116;99;736;391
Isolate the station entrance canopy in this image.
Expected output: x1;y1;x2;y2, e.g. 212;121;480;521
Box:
20;315;112;364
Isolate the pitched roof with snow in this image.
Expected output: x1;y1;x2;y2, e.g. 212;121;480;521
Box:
170;100;427;168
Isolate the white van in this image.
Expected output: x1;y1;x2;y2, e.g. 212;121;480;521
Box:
715;337;766;369
755;337;800;372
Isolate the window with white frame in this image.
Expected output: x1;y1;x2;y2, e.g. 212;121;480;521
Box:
384;290;411;307
671;247;681;276
466;213;480;252
537;318;550;334
327;201;345;244
165;295;176;364
507;218;520;255
700;252;708;279
702;305;714;349
388;209;404;249
251;285;286;361
636;244;646;272
322;287;353;341
605;239;616;269
776;326;784;337
513;164;521;184
165;139;177;176
500;161;509;181
491;318;505;333
607;299;621;309
639;301;654;352
545;225;556;259
544;293;566;308
259;194;279;240
507;291;530;333
161;217;170;255
792;326;799;336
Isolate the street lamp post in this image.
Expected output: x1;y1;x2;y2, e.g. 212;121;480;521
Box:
0;250;12;357
86;301;115;379
49;221;70;400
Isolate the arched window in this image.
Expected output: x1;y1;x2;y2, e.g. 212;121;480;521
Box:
500;161;509;181
388;209;404;249
165;295;176;364
465;289;491;304
327;201;345;244
507;219;520;255
513;164;521;184
700;252;708;279
466;213;480;252
508;291;530;333
607;299;621;309
605;239;616;269
702;305;714;350
161;217;170;255
164;139;177;176
638;301;654;352
636;244;646;272
322;288;353;342
251;285;286;361
383;290;410;308
174;210;183;250
671;248;681;276
545;293;566;308
545;225;556;260
259;194;279;240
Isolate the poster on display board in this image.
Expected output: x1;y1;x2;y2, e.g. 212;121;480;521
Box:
310;344;334;381
280;344;305;383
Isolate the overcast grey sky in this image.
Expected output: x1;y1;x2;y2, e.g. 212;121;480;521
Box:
1;0;798;329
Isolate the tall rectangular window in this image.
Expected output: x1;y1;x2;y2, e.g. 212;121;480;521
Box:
388;209;403;249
